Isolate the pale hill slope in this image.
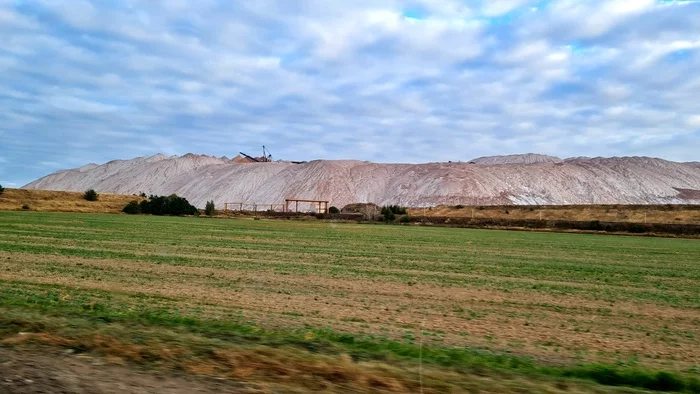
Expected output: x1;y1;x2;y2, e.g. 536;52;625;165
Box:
470;153;563;165
23;154;700;208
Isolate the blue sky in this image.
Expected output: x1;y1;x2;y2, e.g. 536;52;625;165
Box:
1;0;699;187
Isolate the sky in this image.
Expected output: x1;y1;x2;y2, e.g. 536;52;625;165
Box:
1;0;699;187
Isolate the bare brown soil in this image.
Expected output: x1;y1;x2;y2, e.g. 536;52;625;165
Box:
0;189;141;214
0;349;249;394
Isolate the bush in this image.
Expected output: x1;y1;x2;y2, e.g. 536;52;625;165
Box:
399;215;412;223
135;194;199;216
122;201;140;215
381;205;406;217
0;184;4;195
562;364;689;392
83;189;99;201
589;220;603;231
455;204;465;209
205;200;216;216
328;206;340;214
21;204;30;210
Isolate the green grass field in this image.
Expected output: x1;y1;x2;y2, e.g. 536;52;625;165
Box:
1;211;699;392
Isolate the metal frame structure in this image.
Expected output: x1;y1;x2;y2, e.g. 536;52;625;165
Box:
223;202;286;212
222;198;331;214
285;198;330;214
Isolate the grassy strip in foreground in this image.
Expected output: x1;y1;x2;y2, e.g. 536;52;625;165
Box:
1;284;698;393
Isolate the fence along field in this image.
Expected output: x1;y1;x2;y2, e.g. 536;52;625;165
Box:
0;211;699;392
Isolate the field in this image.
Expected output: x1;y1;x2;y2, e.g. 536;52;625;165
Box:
1;211;699;393
408;205;700;225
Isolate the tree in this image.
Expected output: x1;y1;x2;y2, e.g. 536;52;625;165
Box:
122;201;140;214
381;205;406;216
0;184;4;195
381;206;396;222
138;194;199;216
328;206;340;214
205;200;216;216
84;189;99;201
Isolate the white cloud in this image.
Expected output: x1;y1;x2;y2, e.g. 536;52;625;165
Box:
1;0;699;187
482;0;533;16
688;115;700;127
0;7;38;29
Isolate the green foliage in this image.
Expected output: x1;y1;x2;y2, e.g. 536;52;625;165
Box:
125;194;199;216
561;365;689;392
380;205;408;222
205;200;216;216
399;215;412;223
83;189;99;201
381;209;395;222
122;200;140;215
0;184;4;195
328;206;340;214
380;205;406;222
389;205;407;214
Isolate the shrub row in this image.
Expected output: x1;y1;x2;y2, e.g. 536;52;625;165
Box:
560;364;700;393
123;194;199;216
407;217;700;236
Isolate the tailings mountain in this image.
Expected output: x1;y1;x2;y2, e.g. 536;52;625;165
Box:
23;154;700;208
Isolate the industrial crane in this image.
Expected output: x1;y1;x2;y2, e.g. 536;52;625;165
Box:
262;145;272;162
239;146;274;163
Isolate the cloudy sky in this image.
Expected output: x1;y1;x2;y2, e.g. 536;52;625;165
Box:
1;0;699;187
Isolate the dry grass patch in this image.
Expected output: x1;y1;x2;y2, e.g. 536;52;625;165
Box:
0;188;141;213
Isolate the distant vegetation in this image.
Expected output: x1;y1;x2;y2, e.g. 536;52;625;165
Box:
381;205;407;221
83;189;99;201
122;201;140;215
0;184;4;195
328;206;340;214
122;194;199;216
382;205;407;215
205;200;216;216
